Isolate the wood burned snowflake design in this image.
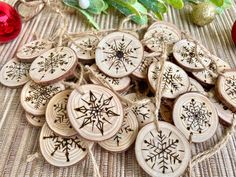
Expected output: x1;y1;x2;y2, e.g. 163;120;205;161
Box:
132;52;159;79
148;61;189;99
135;122;191;177
173;92;218;142
21;81;64;115
46;90;77;137
89;64;131;92
67;84;124;141
192;57;230;85
40;124;93;167
96;32;143;78
70;35;99;60
144;25;181;53
173;40;211;71
25;112;45;127
0;58;31;87
17;39;52;60
30;47;77;84
98;111;138;152
217;70;236;111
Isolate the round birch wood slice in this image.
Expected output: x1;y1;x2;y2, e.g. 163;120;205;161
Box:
21;81;65;115
25;112;45;127
173;39;211;71
46;90;77;137
135;122;191;177
67;84;124;141
95;32;143;78
0;58;31;87
148;61;189;99
192;57;231;85
16;39;52;62
88;64;131;92
124;93;155;128
29;47;77;84
144;23;181;54
70;35;99;61
98;110;139;152
216;69;236;112
173;92;219;143
40;123;93;167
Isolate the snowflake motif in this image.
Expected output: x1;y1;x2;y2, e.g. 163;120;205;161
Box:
136;56;156;74
179;44;205;67
78;37;98;57
142;130;183;173
132;104;150;123
74;91;120;135
97;71;120;85
150;30;176;48
5;61;30;82
180;99;211;133
225;76;236;101
25;83;61;109
113;113;133;146
22;41;48;55
102;35;140;73
43;133;86;162
53;96;72;128
31;48;71;80
31;115;43;123
152;65;183;94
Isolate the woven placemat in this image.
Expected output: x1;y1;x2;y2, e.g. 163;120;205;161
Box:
0;0;236;176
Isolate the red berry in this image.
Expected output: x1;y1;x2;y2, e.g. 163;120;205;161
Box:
0;2;22;43
232;21;236;45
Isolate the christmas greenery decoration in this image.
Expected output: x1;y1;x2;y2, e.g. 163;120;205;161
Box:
62;0;232;29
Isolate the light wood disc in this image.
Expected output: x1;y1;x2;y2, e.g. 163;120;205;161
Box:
25;112;45;127
40;123;93;167
135;122;191;177
173;92;219;143
0;58;31;87
67;84;124;141
95;32;143;78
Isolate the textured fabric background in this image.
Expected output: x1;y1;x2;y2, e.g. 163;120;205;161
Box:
1;0;236;176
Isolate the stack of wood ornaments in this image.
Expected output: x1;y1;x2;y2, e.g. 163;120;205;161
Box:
0;20;235;177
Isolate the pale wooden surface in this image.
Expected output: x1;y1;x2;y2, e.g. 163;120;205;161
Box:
1;0;236;176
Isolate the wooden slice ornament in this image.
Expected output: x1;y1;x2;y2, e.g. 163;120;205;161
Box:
188;77;206;95
14;0;45;22
173;39;211;71
216;69;236;112
148;61;190;99
16;39;52;62
173;92;218;143
192;57;231;85
0;58;31;87
67;84;124;141
70;35;99;62
135;122;191;177
144;22;181;54
89;64;131;92
132;52;159;79
21;81;65;116
98;110;139;152
148;21;181;33
46;90;77;137
125;93;155;128
40;123;93;167
209;96;235;126
95;32;143;78
29;47;77;84
25;112;45;127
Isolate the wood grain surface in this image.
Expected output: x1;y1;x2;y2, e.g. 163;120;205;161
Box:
0;0;236;176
